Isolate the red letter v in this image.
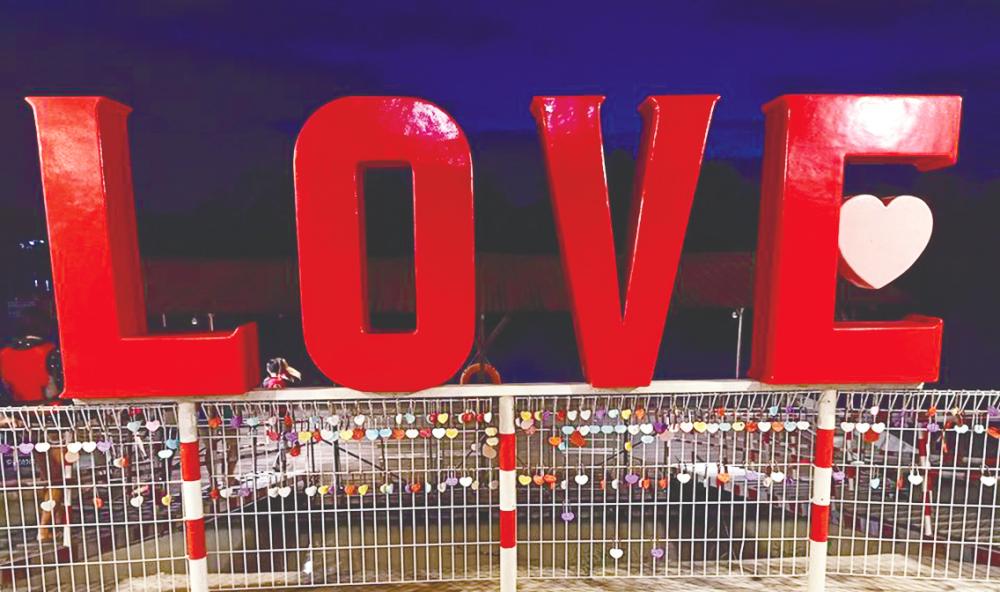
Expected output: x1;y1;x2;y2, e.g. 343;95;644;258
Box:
531;95;718;387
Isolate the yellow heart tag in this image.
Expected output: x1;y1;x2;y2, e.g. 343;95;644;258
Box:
437;413;449;424
340;430;353;441
445;428;459;439
621;409;633;420
318;485;330;495
298;431;312;444
518;474;532;486
693;421;708;433
624;441;633;451
520;411;532;421
534;410;543;421
357;484;369;495
732;421;746;432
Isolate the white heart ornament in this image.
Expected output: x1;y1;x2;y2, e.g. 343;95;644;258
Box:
855;422;871;434
279;486;292;498
67;442;83;454
982;475;997;487
757;422;771;433
578;425;590;436
575;474;589;485
838;194;933;290
639;423;654;435
459;476;473;487
432;428;446;439
706;423;720;434
40;499;57;512
82;441;98;453
609;547;624;560
907;472;923;485
841;422;855;433
797;421;811;430
870;478;881;490
35;442;51;453
975;424;986;434
627;424;640;435
770;471;785;483
719;422;732;432
680;422;694;433
579;410;592;421
954;424;970;434
871;422;886;434
405;429;420;439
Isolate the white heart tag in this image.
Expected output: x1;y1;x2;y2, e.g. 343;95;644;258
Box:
67;442;83;454
35;442;51;453
856;422;871;434
982;475;997;487
871;422;886;434
82;441;98;453
459;476;473;487
676;473;691;484
680;422;694;433
575;474;589;485
838;194;933;290
579;410;592;421
907;472;923;485
609;548;624;560
841;422;855;433
40;499;57;512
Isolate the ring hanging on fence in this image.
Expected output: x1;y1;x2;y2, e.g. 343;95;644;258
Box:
459;362;501;385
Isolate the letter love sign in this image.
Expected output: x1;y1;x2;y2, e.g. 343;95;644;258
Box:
26;94;961;397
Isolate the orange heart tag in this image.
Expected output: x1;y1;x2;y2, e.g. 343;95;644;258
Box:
771;422;785;433
344;484;357;495
410;483;423;494
548;436;562;447
634;407;646;420
717;472;731;484
543;474;557;484
640;478;651;489
657;477;668;489
208;416;222;429
569;431;587;447
928;406;938;417
746;422;759;433
392;428;406;440
532;474;544;486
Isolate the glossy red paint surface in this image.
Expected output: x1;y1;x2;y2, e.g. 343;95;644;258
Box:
748;95;961;384
27;97;260;398
294;97;475;392
532;95;718;387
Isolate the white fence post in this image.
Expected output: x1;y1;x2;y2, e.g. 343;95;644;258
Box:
808;389;837;592
177;401;209;592
498;394;517;592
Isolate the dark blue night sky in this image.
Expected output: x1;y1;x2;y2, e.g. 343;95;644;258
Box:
2;1;1000;386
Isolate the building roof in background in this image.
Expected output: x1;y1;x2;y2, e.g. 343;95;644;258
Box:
143;252;905;315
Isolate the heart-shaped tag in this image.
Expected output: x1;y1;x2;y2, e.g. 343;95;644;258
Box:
405;429;420;439
624;473;640;485
797;421;811;430
693;421;707;433
130;495;144;508
607;409;620;419
459;476;473;487
719;422;732;432
157;449;174;459
574;473;589;485
353;414;367;426
40;499;57;512
907;472;924;485
114;456;129;469
305;485;318;497
651;547;665;559
560;510;575;522
856;422;871;434
770;471;785;483
620;409;632;420
839;194;933;290
580;409;592;420
841;421;855;433
88;441;103;453
680;422;694;433
731;421;745;432
870;478;881;490
609;547;624;560
954;424;970;434
67;442;83;454
519;418;534;430
445;428;459;439
64;451;80;464
676;473;691;484
783;421;797;432
126;421;142;433
706;423;720;434
518;474;532;486
561;425;575;435
279;486;293;498
437;413;449;424
432;428;446;439
982;475;997;487
757;422;771;433
566;410;578;421
871;422;886;434
640;435;655;444
35;442;51;453
145;420;161;433
975;424;986;434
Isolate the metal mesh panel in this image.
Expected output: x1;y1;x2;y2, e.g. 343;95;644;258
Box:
0;404;187;591
829;389;1000;581
513;390;819;578
199;396;499;589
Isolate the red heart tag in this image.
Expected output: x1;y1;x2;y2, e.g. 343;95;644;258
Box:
352;428;365;441
208;416;222;429
569;431;587;447
344;484;357;495
419;428;432;438
267;430;280;442
290;444;301;457
555;409;567;421
410;483;422;494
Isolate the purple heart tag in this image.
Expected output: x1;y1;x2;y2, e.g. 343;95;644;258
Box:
404;483;413;493
230;415;243;429
0;443;10;455
832;470;846;482
239;485;252;497
989;406;1000;418
542;410;553;423
17;442;35;455
445;477;459;487
927;423;940;433
284;431;298;443
97;440;113;453
650;547;665;559
625;473;640;485
560;510;575;522
595;408;606;420
653;421;666;434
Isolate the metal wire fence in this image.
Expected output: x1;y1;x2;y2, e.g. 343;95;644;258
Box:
2;387;1000;591
830;389;1000;581
0;404;187;592
513;390;819;579
198;396;500;589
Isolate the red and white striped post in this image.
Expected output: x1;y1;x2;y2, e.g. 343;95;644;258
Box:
498;394;517;592
177;401;209;592
808;389;837;592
